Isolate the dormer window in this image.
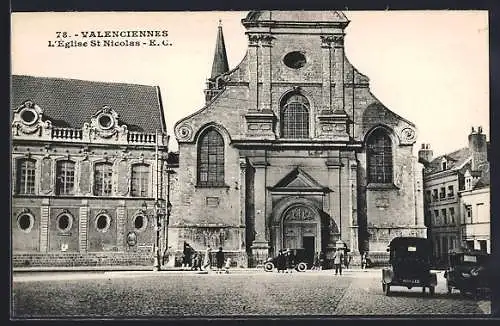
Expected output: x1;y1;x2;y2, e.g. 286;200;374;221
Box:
20;107;38;126
442;161;447;170
98;113;114;130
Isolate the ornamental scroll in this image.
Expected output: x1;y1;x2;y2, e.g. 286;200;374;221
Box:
284;206;316;222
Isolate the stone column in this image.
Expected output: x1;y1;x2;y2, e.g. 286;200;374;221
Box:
250;159;269;266
320;35;333;113
79;200;88;252
239;158;247;251
39;198;50;252
248;34;259;111
260;34;273;111
332;35;345;112
326;151;341;242
349;159;359;254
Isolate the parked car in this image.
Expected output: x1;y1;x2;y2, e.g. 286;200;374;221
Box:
264;249;309;272
444;248;490;298
381;237;437;296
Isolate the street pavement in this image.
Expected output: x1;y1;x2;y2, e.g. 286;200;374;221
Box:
11;268;491;318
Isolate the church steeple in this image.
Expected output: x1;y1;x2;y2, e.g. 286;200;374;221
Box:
210;20;229;79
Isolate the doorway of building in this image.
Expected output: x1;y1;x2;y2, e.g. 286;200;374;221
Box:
303;236;315;265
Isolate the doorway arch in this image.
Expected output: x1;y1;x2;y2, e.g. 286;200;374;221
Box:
280;202;321;263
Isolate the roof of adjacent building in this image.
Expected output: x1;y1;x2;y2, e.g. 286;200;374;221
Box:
11;75;166;133
424;147;471;175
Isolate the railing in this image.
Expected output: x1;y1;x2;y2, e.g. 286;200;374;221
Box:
52;128;83;139
127;132;156;144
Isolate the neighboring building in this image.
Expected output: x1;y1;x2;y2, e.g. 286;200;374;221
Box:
172;11;425;268
11;75;169;268
419;127;489;265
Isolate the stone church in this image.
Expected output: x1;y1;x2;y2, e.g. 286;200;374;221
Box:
172;11;425;267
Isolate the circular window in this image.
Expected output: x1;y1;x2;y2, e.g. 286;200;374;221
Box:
17;213;34;233
98;114;114;130
95;214;111;232
20;108;38;126
57;213;73;232
133;215;147;232
283;51;307;69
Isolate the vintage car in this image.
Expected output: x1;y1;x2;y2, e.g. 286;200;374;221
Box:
264;249;309;272
444;249;490;297
382;237;437;296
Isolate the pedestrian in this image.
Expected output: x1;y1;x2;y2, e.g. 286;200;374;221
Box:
312;252;320;271
344;251;351;269
203;245;212;271
361;252;368;270
183;241;192;268
286;249;294;273
216;247;225;274
276;249;286;273
224;257;232;274
162;246;173;266
319;251;326;270
333;248;344;275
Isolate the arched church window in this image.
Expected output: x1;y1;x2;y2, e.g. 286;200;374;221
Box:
197;129;225;187
281;93;309;138
367;128;393;184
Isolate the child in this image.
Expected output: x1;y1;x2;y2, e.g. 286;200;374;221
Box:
224;257;232;274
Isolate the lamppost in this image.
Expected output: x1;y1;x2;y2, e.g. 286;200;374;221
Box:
143;200;165;271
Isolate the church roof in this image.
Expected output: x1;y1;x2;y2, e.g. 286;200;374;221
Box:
210;22;229;79
11;75;165;133
243;10;349;24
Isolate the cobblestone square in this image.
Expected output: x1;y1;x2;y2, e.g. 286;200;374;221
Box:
12;269;491;318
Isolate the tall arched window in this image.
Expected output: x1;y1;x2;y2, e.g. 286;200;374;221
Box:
17;158;36;195
198;129;224;187
281;93;310;138
367;129;393;184
94;162;113;196
56;160;75;195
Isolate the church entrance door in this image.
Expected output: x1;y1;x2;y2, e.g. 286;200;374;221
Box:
281;204;321;259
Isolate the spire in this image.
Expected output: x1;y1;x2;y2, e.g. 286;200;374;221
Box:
210;20;229;79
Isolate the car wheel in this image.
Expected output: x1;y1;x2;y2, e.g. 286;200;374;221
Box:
297;262;307;272
430;286;435;296
384;284;391;296
264;262;274;272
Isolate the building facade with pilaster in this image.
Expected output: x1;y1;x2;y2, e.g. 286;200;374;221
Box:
172;11;425;267
11;75;169;267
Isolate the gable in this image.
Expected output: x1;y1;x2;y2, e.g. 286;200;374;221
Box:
269;167;330;193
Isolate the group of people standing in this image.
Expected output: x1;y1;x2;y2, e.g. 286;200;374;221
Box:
275;249;297;273
181;242;231;274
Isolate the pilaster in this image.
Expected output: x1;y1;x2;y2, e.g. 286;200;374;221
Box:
39;198;50;253
79;200;88;252
260;34;273;111
247;33;259;111
116;201;126;249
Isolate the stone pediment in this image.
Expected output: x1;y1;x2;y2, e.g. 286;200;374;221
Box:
269;167;330;193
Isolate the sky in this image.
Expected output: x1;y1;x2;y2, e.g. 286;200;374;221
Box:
11;11;489;156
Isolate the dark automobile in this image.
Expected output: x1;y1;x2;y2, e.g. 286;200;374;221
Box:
444;249;490;297
264;249;309;272
381;237;437;296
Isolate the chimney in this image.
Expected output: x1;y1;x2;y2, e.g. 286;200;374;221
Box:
468;126;488;170
418;143;433;165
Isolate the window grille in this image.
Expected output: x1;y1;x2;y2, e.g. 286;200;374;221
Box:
198;129;225;187
131;164;150;197
281;94;309;138
56;161;75;195
367;129;393;184
17;159;36;194
94;162;113;196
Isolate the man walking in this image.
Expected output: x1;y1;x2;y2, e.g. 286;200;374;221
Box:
333;248;344;275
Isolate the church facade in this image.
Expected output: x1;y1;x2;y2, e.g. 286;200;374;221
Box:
172;11;426;267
